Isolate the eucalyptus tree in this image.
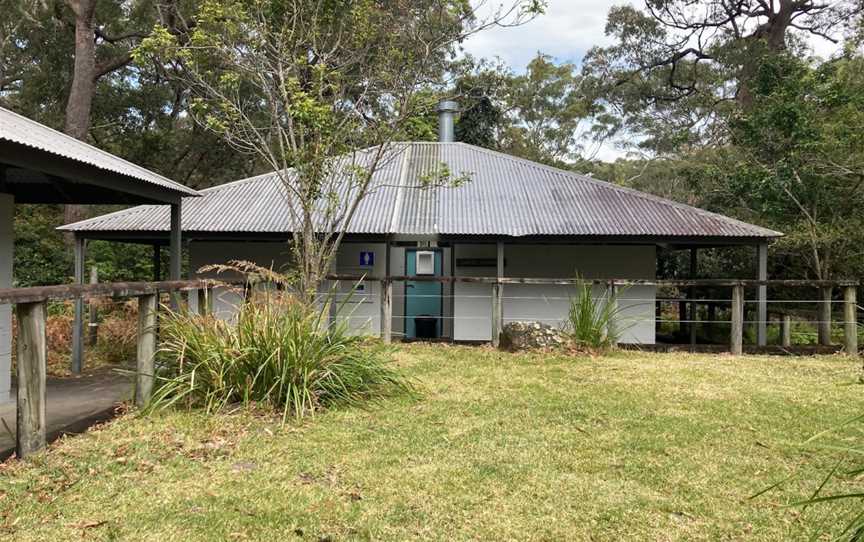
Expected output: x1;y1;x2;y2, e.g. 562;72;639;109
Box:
453;53;612;166
137;0;544;298
583;0;862;154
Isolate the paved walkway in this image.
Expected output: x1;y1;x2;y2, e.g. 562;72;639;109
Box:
0;369;133;459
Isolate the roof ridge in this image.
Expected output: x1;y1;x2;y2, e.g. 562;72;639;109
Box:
0;107;199;196
455;142;782;237
57;203;159;231
199;170;281;193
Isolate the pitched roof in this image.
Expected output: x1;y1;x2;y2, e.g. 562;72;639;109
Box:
60;142;781;239
0;106;200;197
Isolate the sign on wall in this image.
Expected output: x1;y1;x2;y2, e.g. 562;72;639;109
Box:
360;251;375;267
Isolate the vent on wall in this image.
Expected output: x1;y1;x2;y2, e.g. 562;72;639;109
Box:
416;251;435;275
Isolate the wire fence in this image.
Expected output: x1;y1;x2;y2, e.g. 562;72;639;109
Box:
266;284;863;349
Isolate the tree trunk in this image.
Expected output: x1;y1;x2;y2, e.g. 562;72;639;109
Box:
738;0;795;107
63;0;98;231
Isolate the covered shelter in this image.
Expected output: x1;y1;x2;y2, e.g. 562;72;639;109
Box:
62;130;781;346
0;106;200;403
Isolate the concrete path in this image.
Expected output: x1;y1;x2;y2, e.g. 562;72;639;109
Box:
0;368;133;459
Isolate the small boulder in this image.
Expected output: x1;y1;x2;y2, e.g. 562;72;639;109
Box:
499;321;569;351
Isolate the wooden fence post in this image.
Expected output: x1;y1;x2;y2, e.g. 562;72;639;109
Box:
607;281;619;346
844;286;858;356
730;285;744;355
71;236;85;374
781;315;792;347
818;286;832;346
16;301;47;458
136;294;158;408
491;281;503;348
196;286;211;316
380;279;392;343
87;266;99;346
492;241;504;347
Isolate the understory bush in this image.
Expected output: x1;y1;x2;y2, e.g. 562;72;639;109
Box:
564;279;627;349
147;265;412;421
11;300;138;376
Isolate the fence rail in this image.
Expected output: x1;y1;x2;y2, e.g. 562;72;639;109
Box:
325;275;861;287
0;280;206;304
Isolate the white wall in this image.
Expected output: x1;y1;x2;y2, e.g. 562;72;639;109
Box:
189;241;293;321
333;243;386;335
188;240;657;345
188;241;386;335
453;244;657;344
452;244;495;341
0;194;13;404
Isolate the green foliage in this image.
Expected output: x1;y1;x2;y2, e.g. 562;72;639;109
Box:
453;58;508;148
394;90;440;142
712;54;864;279
582;1;860;155
564;279;625;348
452;53;610;164
85;240;160;283
13;205;168;287
147;268;412;421
1;0;255;293
502;54;602;163
13;205;70;287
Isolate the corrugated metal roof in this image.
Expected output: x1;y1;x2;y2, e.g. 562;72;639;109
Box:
61;142;781;239
0;106;200;197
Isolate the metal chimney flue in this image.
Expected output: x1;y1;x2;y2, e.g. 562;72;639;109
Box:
437;100;458;143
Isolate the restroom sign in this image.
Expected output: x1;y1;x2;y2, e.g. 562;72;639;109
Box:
360;251;374;267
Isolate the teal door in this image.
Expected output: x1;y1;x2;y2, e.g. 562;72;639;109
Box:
405;249;443;338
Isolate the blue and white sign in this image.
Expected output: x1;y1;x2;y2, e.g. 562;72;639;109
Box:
360;251;375;267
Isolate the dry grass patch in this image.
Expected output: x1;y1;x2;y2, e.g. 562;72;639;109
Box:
0;345;861;541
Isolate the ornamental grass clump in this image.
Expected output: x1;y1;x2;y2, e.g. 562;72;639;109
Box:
564;278;627;349
146;265;412;421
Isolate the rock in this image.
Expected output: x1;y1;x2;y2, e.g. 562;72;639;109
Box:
499;321;570;351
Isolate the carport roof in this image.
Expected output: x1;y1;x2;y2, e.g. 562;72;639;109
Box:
0;106;200;204
60;142;781;241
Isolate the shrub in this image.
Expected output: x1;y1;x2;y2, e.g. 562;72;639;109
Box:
147;269;412;421
12;300;138;377
564;279;627;349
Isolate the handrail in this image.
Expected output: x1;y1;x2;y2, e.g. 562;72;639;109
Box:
0;279;210;304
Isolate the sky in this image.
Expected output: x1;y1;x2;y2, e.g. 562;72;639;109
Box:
459;0;845;161
462;0;621;71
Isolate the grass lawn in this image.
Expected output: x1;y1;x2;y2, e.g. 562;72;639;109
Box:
1;345;861;541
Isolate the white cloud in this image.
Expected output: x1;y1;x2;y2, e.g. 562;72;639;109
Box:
462;1;625;69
